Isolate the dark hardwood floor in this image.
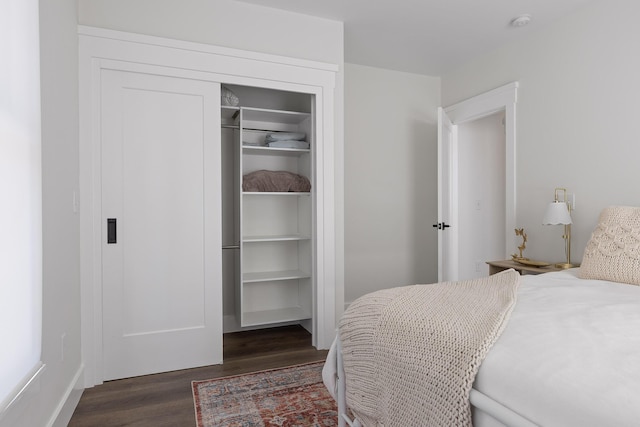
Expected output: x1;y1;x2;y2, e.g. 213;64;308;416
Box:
69;325;328;426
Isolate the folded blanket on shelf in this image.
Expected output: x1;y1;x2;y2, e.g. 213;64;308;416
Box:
265;132;306;142
267;140;310;149
243;170;311;192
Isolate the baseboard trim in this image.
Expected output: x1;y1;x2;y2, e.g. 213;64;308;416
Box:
0;363;46;425
48;364;84;427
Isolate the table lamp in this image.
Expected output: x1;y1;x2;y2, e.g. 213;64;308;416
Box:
542;187;573;269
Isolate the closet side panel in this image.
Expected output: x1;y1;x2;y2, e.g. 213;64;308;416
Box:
221;126;238;319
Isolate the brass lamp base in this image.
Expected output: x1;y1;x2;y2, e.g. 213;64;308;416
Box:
554;263;574;269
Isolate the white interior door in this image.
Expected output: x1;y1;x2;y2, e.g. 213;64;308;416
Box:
437;83;517;283
101;69;222;380
437;107;458;282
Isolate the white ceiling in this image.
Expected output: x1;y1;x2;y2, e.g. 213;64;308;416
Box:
235;0;595;75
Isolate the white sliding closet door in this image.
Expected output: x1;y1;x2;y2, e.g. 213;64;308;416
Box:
101;69;222;380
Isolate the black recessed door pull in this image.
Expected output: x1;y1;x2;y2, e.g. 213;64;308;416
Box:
107;218;117;244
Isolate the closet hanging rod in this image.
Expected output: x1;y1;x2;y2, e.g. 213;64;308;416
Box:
222;245;240;250
221;124;239;129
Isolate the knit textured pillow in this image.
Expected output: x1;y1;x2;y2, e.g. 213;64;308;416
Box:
579;206;640;285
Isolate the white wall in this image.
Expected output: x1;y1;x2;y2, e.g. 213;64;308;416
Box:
78;0;346;324
2;1;83;426
442;0;640;265
78;0;342;66
457;112;506;279
344;63;440;303
40;0;84;422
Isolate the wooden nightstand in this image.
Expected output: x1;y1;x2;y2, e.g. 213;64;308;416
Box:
486;259;564;276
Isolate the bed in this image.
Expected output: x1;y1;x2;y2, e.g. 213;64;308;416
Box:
323;206;640;426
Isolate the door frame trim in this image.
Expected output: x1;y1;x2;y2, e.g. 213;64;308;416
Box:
442;82;518;277
79;26;338;387
436;107;458;282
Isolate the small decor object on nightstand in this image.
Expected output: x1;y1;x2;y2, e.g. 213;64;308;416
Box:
511;227;552;267
511;228;528;261
514;258;551;268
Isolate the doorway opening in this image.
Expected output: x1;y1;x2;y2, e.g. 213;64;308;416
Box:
437;82;518;282
457;112;506;279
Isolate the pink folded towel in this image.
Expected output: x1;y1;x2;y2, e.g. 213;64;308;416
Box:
243;170;311;192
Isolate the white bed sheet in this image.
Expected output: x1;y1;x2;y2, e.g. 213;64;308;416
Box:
325;269;640;426
474;268;640;426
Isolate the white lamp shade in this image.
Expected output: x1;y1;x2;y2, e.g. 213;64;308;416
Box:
543;201;572;225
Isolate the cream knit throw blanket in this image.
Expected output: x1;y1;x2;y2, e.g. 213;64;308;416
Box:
339;269;520;427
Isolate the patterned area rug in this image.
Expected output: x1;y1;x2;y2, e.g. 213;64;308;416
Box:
192;361;338;426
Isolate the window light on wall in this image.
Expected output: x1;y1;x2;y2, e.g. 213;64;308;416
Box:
0;0;44;415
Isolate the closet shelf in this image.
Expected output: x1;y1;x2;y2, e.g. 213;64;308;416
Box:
221;106;240;123
243;146;310;156
243;234;311;243
242;307;311;327
243;191;311;196
242;107;311;125
242;128;306;133
243;269;310;283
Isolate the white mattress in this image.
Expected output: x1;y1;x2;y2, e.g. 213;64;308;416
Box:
472;269;640;426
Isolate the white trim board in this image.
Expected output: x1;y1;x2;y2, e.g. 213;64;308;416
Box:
49;366;84;427
79;26;338;388
0;363;45;422
444;82;518;124
77;26;339;74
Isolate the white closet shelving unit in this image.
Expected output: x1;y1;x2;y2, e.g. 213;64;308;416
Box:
223;104;314;328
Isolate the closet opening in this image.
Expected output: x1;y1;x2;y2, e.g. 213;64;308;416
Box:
220;84;316;350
